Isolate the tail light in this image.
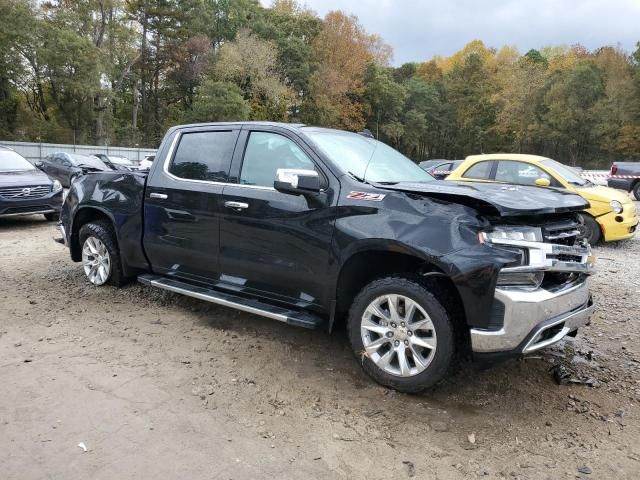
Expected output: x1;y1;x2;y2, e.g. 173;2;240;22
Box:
611;164;618;175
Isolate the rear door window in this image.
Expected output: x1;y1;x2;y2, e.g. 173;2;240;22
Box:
462;161;493;180
169;130;238;182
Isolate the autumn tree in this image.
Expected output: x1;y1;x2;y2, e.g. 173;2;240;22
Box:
307;11;388;130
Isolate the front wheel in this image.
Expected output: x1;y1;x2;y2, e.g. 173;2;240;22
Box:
347;276;455;393
578;214;602;245
78;220;125;287
633;182;640;201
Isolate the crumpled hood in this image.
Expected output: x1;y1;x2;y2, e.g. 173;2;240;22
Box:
0;169;53;187
375;180;589;216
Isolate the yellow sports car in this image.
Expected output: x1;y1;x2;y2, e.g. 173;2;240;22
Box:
447;154;638;243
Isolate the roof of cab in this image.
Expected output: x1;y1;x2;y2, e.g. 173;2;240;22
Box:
174;121;306;131
465;153;553;163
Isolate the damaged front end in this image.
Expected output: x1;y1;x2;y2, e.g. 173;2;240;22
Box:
470;215;595;358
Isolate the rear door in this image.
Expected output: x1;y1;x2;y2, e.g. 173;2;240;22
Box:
218;126;338;309
143;126;241;285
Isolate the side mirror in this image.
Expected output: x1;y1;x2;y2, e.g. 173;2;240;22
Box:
34;160;44;169
274;169;321;195
535;178;551;187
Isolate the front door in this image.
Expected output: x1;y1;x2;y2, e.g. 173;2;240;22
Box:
219;128;338;309
143;126;241;285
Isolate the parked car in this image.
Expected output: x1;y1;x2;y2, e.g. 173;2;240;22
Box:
0;146;63;220
56;122;595;392
39;152;111;187
608;162;640;200
92;153;134;171
447;154;638;244
419;159;463;179
138;154;155;171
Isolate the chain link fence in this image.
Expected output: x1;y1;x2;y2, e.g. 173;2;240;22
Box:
0;140;156;164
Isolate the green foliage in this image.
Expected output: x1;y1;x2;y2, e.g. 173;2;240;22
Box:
186;80;250;122
0;0;638;167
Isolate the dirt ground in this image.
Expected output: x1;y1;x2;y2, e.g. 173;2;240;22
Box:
1;210;639;480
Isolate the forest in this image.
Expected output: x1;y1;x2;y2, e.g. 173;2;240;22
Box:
1;0;639;167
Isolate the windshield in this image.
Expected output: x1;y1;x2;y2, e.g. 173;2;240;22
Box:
540;159;587;186
69;154;109;170
0;150;35;172
303;129;434;184
109;156;133;165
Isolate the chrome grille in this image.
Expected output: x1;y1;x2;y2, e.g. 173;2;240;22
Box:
542;220;580;246
0;185;51;199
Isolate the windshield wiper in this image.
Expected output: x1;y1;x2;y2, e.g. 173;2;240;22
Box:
347;171;368;184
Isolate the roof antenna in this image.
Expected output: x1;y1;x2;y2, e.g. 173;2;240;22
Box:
358;129;374;139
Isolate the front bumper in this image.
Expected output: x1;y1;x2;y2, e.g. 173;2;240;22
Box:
598;204;638;242
471;233;595;356
470;280;594;354
0;190;63;218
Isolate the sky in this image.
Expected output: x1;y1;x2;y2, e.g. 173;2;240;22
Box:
271;0;640;65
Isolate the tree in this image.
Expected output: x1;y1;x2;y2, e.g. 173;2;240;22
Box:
186;80;250;122
363;63;406;139
213;29;292;120
445;52;497;155
307;10;389;130
538;61;605;164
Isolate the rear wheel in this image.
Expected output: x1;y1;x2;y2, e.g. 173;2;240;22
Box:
578;214;602;245
78;221;125;287
347;275;455;393
633;182;640;201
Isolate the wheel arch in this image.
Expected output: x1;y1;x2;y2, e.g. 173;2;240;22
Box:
70;206;119;262
331;245;469;350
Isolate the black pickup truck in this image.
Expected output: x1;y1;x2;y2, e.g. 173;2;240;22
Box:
57;122;595;392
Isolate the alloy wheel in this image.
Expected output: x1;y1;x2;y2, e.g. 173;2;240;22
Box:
360;294;437;377
82;236;111;285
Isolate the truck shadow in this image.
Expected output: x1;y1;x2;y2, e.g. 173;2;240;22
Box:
0;215;54;230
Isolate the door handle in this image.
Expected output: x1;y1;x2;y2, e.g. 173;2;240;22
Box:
150;192;168;200
224;201;249;211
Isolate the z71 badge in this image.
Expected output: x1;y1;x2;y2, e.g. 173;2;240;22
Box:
347;191;386;201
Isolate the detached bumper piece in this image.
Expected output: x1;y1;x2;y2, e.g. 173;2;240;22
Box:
53;224;67;245
471;235;595;356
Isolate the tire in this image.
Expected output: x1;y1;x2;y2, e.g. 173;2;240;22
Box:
633;182;640;201
78;220;125;287
579;214;602;245
347;275;455;393
44;212;60;222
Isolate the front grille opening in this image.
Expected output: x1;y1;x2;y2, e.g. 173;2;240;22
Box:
488;299;505;329
3;205;50;214
541;272;581;291
0;185;51;199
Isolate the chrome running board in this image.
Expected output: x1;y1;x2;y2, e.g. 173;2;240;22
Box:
138;274;325;329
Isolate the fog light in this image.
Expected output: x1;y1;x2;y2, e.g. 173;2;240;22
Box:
496;271;544;289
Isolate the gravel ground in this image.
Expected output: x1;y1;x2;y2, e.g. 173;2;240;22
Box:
1;207;639;480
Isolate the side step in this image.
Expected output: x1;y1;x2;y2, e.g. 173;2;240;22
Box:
138;274;326;330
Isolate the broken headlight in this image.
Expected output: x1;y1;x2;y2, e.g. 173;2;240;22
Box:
479;226;543;244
